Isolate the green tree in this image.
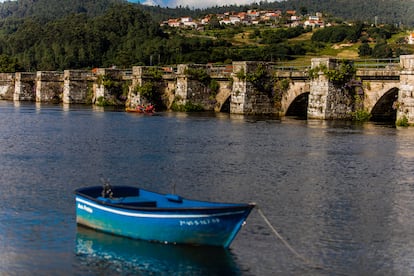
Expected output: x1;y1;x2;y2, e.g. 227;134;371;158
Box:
207;15;222;29
372;42;393;58
0;54;23;72
299;6;308;16
358;42;372;57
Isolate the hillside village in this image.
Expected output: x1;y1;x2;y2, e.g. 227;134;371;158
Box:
162;9;414;46
161;10;327;29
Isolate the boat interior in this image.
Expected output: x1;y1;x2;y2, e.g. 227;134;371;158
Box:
76;185;236;209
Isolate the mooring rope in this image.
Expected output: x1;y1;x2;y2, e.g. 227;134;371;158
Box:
256;205;323;270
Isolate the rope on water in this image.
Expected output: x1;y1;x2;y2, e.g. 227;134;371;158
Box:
256;205;323;270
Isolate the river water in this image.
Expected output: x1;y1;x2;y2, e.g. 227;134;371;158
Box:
1;101;414;275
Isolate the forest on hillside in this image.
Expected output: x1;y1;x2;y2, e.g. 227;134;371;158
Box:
0;0;126;20
0;0;413;26
0;0;411;72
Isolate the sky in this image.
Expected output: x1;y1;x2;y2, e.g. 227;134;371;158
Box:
132;0;260;9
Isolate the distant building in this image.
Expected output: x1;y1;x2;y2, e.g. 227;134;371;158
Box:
263;12;279;21
304;14;324;28
308;15;319;21
220;18;232;25
238;12;247;20
201;15;210;25
247;10;259;19
167;19;180;27
163;9;324;29
229;16;241;24
409;32;414;44
181;17;192;23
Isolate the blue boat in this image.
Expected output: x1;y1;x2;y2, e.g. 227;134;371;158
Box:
74;185;255;248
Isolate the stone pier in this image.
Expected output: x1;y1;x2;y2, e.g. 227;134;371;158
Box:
36;71;64;103
231;61;276;115
127;66;165;108
93;68;126;106
175;64;218;109
63;70;94;104
307;58;355;120
0;73;15;100
397;55;414;124
14;72;36;101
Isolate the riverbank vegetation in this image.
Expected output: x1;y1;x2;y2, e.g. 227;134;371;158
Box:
0;0;412;72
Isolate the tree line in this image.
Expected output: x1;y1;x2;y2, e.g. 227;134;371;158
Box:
0;1;411;72
1;0;413;27
0;4;312;72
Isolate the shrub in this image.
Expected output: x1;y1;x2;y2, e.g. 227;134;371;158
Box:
352;109;371;122
396;115;409;127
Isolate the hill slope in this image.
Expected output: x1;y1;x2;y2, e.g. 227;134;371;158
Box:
0;0;127;20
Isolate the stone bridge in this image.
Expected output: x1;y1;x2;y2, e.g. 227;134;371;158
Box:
230;55;414;124
1;55;414;124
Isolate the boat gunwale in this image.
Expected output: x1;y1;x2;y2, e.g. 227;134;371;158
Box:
75;186;256;213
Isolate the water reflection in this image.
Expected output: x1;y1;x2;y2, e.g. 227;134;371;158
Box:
75;226;243;275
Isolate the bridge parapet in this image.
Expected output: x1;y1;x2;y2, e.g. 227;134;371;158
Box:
401;55;414;71
354;58;400;69
356;69;400;80
273;70;309;80
355;58;400;81
207;65;233;79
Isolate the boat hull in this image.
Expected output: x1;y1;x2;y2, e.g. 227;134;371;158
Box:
125;106;154;114
75;188;254;248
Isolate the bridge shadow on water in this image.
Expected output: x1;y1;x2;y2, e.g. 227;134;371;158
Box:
75;226;244;275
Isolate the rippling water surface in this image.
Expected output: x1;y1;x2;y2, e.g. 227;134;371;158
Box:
1;101;414;275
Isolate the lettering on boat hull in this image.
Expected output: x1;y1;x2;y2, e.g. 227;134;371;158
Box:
179;218;220;226
77;203;93;214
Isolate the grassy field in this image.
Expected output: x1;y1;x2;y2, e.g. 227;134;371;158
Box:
185;26;413;65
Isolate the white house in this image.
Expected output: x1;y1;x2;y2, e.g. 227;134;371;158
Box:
181;17;192;23
409;32;414;44
229;16;241;24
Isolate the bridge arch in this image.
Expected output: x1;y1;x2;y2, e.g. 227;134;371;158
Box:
369;87;398;122
280;81;310;117
219;96;231;112
214;81;232;113
286;92;309;118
